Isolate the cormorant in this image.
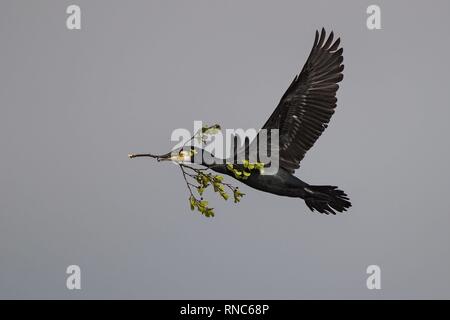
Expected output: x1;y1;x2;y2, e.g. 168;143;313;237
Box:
130;29;351;215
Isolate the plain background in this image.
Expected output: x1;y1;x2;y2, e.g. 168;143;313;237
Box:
1;0;449;299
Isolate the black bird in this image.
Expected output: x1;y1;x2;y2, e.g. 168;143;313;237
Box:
131;29;351;215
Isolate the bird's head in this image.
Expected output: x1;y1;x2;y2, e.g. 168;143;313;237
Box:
164;150;194;163
164;147;223;166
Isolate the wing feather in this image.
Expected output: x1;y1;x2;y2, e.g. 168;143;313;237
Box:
261;28;344;172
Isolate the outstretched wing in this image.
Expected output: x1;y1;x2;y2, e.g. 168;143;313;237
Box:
262;28;344;172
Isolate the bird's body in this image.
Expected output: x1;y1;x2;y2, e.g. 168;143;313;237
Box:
240;168;308;198
210;164;308;198
206;155;350;214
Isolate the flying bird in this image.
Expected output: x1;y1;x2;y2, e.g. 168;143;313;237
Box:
130;29;351;215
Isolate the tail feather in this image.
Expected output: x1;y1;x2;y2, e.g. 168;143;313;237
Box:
304;185;351;215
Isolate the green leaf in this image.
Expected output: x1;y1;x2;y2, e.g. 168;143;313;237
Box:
233;188;245;203
189;196;196;211
255;162;265;170
220;191;229;201
205;208;215;217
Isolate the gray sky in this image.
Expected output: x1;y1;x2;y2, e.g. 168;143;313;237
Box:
1;0;450;299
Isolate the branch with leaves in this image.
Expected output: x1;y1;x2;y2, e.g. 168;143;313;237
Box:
179;162;245;217
129;124;247;218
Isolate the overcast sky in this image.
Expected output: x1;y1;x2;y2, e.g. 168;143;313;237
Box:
1;0;450;299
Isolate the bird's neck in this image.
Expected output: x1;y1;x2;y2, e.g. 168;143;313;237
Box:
182;147;229;173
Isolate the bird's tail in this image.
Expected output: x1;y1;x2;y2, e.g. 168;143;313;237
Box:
304;185;351;215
